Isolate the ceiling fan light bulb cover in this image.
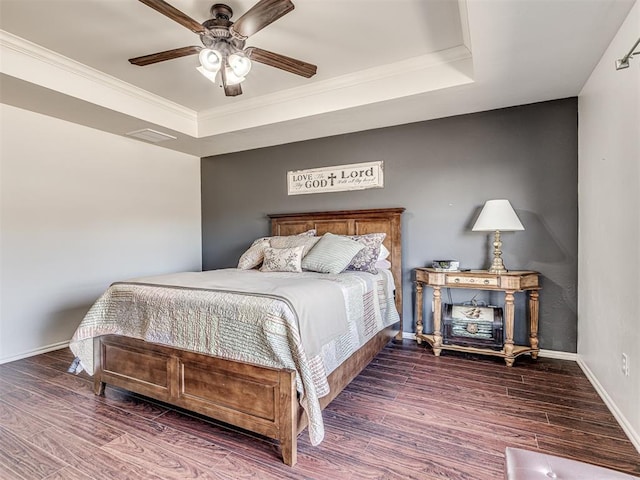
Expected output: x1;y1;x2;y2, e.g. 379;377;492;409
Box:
228;52;252;77
225;67;246;85
196;66;218;83
199;48;222;72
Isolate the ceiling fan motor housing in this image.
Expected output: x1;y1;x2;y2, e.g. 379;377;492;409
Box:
201;5;245;58
210;4;233;20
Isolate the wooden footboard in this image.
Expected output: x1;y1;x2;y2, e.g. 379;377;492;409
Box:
93;335;298;465
92;322;399;466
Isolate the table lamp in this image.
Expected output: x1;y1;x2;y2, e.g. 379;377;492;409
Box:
472;199;524;273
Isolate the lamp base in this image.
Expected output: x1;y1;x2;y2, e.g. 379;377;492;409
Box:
489;230;508;274
488;265;508;274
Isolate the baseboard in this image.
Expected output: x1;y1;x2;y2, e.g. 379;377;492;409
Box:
537;349;578;361
0;340;70;365
401;332;577;360
577;357;640;454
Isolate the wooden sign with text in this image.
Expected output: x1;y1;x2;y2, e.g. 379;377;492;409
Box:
287;161;384;195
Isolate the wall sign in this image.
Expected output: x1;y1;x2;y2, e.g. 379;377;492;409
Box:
287;161;384;196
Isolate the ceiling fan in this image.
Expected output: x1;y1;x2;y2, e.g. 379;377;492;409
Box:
129;0;317;97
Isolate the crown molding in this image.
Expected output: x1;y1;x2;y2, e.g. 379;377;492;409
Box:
197;45;474;137
200;45;472;121
0;30;198;135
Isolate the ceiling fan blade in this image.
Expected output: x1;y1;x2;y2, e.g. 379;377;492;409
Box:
129;46;201;66
138;0;205;34
230;0;294;39
245;47;317;78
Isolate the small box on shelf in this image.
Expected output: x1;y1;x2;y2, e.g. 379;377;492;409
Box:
431;260;459;272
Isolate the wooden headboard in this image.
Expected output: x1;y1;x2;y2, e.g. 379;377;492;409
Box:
268;208;405;335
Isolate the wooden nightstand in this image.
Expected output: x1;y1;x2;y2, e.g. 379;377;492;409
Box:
414;268;540;366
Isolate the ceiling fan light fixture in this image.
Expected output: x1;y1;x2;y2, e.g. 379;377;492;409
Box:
228;52;252;77
196;65;218;83
224;66;246;85
199;48;222;72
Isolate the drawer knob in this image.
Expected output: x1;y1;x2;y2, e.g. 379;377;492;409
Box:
484;279;490;285
454;278;460;283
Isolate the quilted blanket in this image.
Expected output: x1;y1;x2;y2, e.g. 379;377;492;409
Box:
69;268;399;446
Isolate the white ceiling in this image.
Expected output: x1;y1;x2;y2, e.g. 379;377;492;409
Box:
0;0;636;157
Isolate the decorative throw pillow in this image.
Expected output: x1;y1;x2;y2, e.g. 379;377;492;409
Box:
270;235;320;257
302;233;365;274
260;246;305;273
237;230;317;270
346;233;387;274
237;238;270;270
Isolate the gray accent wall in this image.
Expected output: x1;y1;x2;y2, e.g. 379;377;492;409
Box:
202;98;578;353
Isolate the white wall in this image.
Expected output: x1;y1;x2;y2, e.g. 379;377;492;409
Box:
0;104;202;363
578;1;639;450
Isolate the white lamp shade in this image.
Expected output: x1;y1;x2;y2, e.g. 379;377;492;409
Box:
224;67;246;85
199;48;222;73
196;65;218;83
472;199;524;232
228;52;252;77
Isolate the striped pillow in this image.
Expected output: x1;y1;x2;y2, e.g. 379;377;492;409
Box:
302;233;364;274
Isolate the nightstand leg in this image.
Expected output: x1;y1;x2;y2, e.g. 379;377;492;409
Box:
432;286;442;356
529;290;540;359
504;290;515;366
415;282;424;344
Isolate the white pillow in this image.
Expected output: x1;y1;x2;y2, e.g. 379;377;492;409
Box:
302;233;364;274
378;244;390;261
260;246;305;273
375;259;392;270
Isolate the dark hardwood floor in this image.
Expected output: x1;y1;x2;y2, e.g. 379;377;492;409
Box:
0;340;638;479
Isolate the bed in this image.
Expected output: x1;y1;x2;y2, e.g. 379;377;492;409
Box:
69;207;404;466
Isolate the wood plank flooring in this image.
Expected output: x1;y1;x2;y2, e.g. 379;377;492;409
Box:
0;340;638;479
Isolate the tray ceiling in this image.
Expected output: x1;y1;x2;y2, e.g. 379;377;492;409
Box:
0;0;635;157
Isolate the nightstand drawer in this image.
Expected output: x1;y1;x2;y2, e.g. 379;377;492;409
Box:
446;275;498;287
